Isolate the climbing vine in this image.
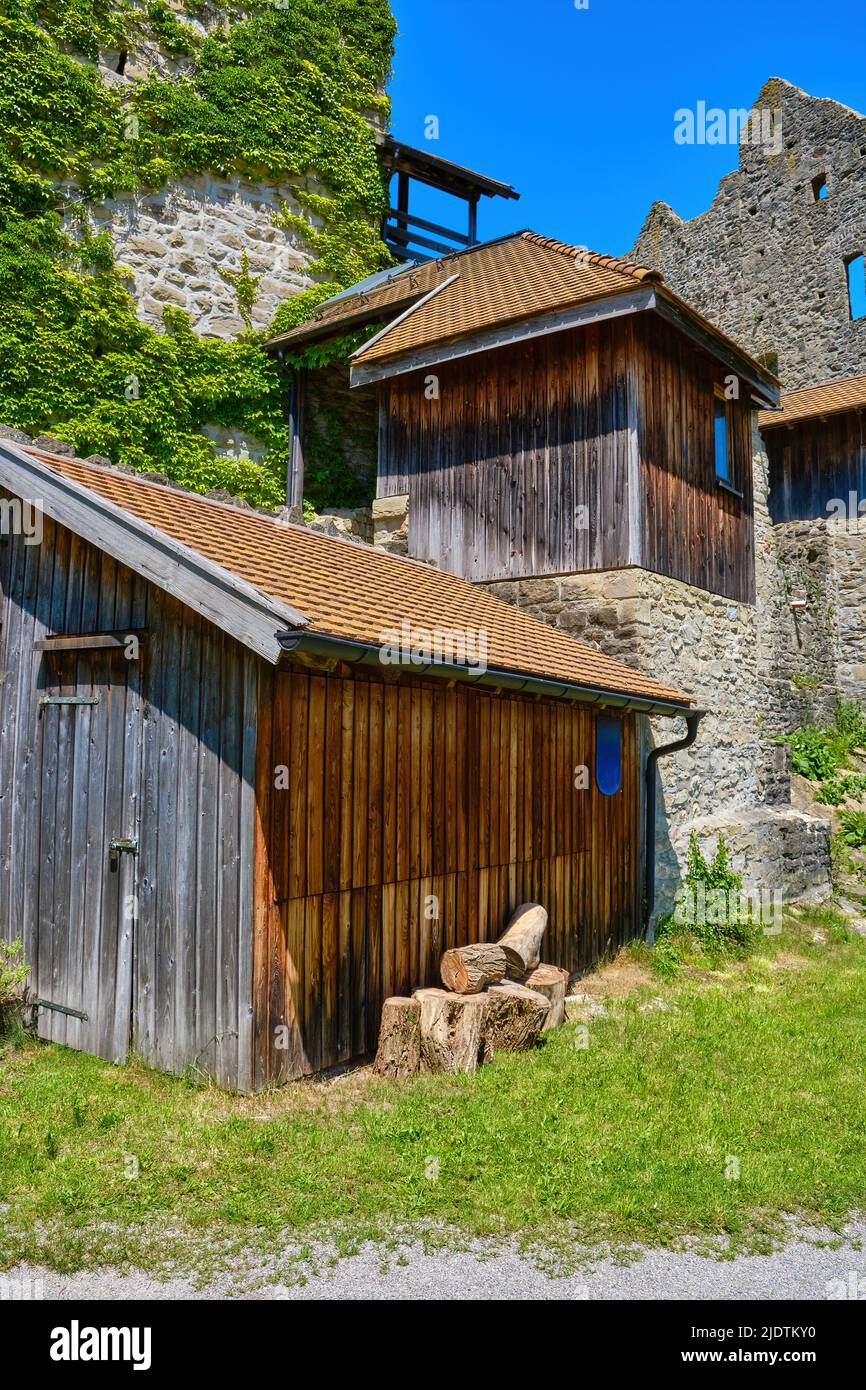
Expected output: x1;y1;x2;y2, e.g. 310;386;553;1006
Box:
0;0;395;503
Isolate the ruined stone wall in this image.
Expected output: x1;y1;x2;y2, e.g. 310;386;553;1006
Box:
631;78;866;390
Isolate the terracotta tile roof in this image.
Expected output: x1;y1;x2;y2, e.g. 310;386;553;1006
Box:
23;447;690;709
266;231;660;355
353;232;661;365
758;371;866;429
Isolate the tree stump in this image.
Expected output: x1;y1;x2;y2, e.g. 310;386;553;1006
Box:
522;963;569;1029
414;988;488;1073
373;997;421;1078
482;982;550;1061
440;942;508;994
497;903;549;979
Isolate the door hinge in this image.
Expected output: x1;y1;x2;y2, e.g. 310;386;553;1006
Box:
38;694;100;708
35;998;89;1021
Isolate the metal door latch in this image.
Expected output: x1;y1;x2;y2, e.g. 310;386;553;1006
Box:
108;837;139;868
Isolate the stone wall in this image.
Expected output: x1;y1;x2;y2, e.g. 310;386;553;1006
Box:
87;175;317;338
631;78;866;390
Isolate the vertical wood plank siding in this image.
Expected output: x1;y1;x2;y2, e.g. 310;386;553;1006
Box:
763;409;866;523
632;315;756;604
0;507;257;1088
253;666;641;1085
377;314;755;603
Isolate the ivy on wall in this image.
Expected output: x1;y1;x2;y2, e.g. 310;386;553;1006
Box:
0;0;395;505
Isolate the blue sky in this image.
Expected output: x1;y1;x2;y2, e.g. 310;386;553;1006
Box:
388;0;866;256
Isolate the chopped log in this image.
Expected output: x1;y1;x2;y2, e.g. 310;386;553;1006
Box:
415;988;488;1073
497;902;548;979
374;996;421;1078
522;964;569;1029
482;982;550;1061
440;942;508;994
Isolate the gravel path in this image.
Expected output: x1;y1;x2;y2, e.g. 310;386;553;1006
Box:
7;1221;866;1301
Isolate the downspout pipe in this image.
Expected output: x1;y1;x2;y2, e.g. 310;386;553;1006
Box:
644;709;707;942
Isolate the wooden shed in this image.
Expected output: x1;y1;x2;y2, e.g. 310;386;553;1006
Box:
0;440;691;1089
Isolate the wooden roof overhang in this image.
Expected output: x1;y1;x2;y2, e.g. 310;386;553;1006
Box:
278;631;695;719
348;284;781;408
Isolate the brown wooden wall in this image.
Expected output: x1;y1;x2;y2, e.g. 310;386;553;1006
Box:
378;319;634;582
0;504;257;1088
376;311;756;603
632;314;756;603
253;664;642;1085
763;409;866;523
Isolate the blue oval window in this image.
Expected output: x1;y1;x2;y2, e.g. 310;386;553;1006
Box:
595;715;622;796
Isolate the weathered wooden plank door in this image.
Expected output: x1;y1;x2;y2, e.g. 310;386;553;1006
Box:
34;648;142;1063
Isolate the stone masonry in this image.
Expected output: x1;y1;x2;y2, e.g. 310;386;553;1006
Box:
87;174;318;338
631;78;866;390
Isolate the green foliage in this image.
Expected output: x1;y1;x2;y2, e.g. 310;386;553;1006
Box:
838;810;866;849
0;214;287;503
787;727;843;780
781;700;866;789
0;938;28;1008
655;831;758;970
815;772;866;807
0;0;396;503
0;937;29;1040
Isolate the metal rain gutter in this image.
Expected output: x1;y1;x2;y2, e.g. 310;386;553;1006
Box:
644;709;707;941
275;629;695;719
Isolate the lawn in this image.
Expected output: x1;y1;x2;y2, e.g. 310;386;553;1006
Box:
1;904;865;1279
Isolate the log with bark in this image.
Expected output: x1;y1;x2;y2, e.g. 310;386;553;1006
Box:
414;988;488;1074
440;942;508;994
521;964;569;1029
373;996;421;1078
482;982;550;1061
497;902;548;979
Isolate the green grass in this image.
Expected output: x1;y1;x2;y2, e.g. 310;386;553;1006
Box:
1;907;865;1279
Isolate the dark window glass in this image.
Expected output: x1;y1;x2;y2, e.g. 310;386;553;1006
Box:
713;395;729;481
595;715;622;797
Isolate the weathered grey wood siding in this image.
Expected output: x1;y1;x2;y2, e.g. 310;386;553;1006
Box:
763;409;866;523
0;502;258;1089
378;319;635;582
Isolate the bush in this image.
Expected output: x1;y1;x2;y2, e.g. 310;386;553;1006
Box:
654;832;761;973
0;938;29;1038
783;700;866;783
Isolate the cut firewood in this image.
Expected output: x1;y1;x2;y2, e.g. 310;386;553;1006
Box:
374;996;421;1078
415;988;488;1073
522;963;569;1029
440;942;508;994
482;982;550;1061
497;902;548;978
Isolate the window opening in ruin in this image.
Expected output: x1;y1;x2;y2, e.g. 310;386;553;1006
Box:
811;174;828;201
846;255;866;320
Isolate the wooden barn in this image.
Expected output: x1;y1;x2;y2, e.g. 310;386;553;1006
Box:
759;371;866;522
0;439;691;1089
268;231;780;605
